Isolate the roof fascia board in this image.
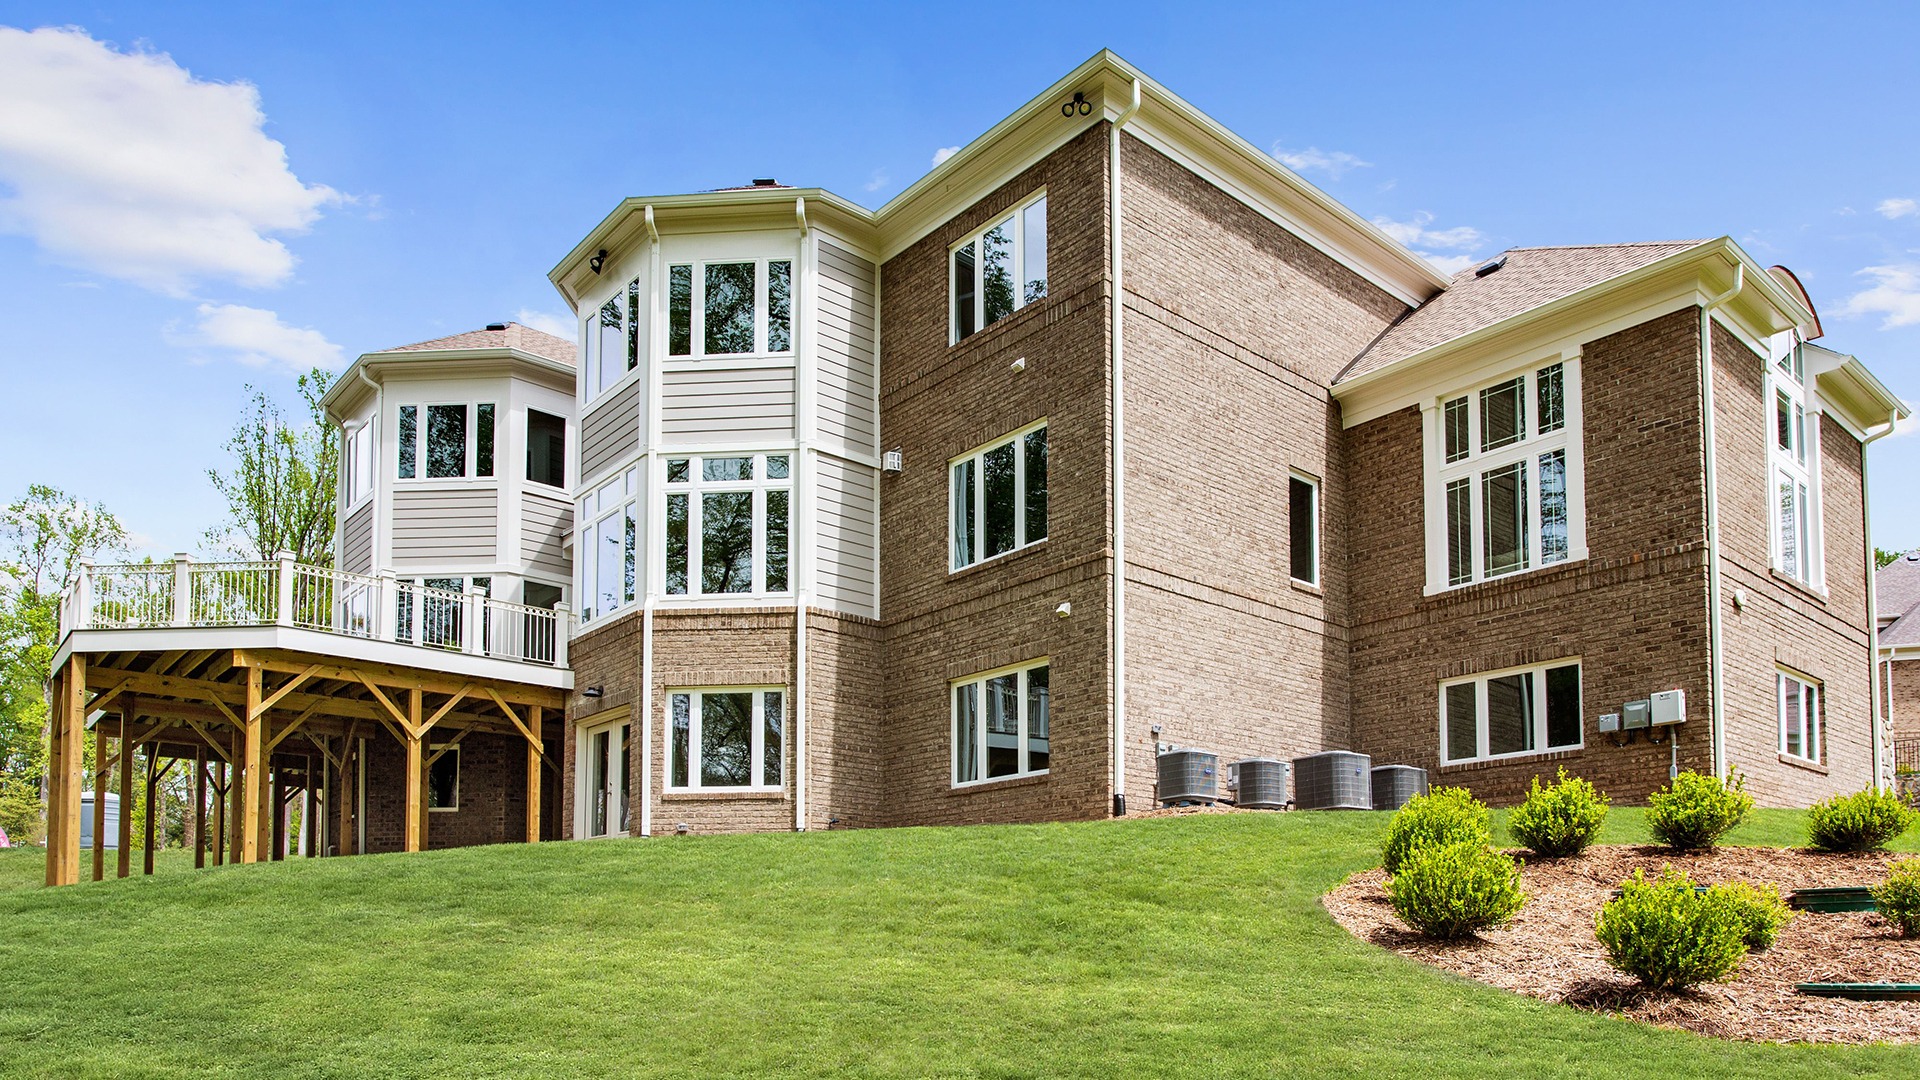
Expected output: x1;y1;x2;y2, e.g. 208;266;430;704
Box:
1807;347;1908;433
323;349;573;422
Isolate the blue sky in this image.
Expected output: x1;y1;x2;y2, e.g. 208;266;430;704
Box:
1;2;1916;556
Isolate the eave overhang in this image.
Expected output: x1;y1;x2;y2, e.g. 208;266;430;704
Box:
321;347;576;422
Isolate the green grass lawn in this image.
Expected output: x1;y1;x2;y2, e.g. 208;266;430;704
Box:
0;810;1915;1079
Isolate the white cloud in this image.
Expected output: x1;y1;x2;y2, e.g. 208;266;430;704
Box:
864;168;889;193
1840;263;1920;329
1893;405;1919;438
0;26;342;295
931;146;961;167
1877;198;1918;220
514;308;575;341
1372;211;1484;250
171;303;343;372
1272;144;1371;179
1422;254;1481;276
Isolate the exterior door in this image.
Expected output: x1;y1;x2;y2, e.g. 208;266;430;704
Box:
583;720;630;838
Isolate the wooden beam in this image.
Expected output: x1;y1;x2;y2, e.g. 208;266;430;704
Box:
338;727;357;857
235;650;564;710
403;689;423;853
147;650;185;676
181;714;233;764
240;666;263;864
85;672;136;719
258;664;323;713
143;747;158;876
355;674;410;733
166;649;217;677
84;667;521;738
266;698;327;752
50;655;85;886
116;704;133;879
526;705;541;844
420;683;473;737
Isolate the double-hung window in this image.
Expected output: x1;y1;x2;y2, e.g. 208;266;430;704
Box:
664;453;792;597
667;258;794;359
952;660;1049;785
587;276;641;400
669;688;785;790
1440;660;1582;765
344;422;374;505
397;402;495;480
950;192;1048;343
1777;669;1820;763
1768;333;1821;587
578;466;639;622
1429;360;1581;590
950;422;1048;571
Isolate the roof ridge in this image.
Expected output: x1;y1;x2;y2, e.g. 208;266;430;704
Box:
1498;240;1711;253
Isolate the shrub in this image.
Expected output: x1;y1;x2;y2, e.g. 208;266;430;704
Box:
1381;787;1491;875
1708;881;1793;951
1646;770;1752;852
1876;858;1920;938
1508;767;1610;858
1806;788;1918;852
1386;842;1526;940
1595;867;1749;989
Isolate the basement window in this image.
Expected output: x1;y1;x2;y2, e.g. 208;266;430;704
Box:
950;191;1047;343
668;688;785;791
1440;660;1582;765
953;660;1049;786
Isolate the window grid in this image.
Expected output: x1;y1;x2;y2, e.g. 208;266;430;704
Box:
952;660;1050;787
1437;362;1574;588
662;452;793;599
667;687;786;792
1439;659;1583;766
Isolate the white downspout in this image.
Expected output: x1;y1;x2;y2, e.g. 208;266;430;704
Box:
794;197;813;832
1700;260;1742;780
1109;78;1141;817
639;203;662;839
1863;408;1900;790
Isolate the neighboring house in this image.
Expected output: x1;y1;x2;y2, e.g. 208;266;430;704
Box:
1877;551;1920;786
40;52;1909;884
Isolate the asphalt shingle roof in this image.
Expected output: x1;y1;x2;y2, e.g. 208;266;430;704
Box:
384;322;576;366
1878;551;1920;646
1337;241;1710;384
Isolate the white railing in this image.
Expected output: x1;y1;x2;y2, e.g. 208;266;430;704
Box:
60;553;570;667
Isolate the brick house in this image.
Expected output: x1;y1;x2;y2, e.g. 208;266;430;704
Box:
1877;551;1920;791
41;52;1911;883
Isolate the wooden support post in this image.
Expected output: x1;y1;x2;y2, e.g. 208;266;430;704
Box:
143;746;158;876
215;758;230;867
526;706;542;844
46;656;85;887
404;689;423;853
240;666;263;863
193;746;207;869
116;706;133;879
337;734;355;857
306;753;318;858
271;769;286;861
92;725;107;882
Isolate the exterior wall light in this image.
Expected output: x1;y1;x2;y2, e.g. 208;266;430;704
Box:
1061;91;1092;118
1055;601;1072;618
589;249;608;274
582;685;604;698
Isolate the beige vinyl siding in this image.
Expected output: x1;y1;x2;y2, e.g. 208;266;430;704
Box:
660;366;796;444
522;489;572;578
341;502;374;575
582;378;642;483
814;454;878;616
391;487;498;562
816;241;878;459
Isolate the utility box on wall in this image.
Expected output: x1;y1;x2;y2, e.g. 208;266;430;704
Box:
1650;689;1686;726
1622;699;1652;731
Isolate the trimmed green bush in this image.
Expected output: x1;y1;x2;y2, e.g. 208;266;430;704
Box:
1386;841;1526;940
1507;767;1609;858
1806;788;1917;852
1380;787;1491;875
1595;868;1749;989
1646;770;1753;852
1876;858;1920;938
1708;881;1793;951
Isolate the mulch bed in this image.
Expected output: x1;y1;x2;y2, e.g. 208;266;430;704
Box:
1323;845;1920;1044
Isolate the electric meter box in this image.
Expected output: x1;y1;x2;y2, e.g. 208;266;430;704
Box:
1622;699;1652;730
1597;712;1621;733
1650;689;1686;726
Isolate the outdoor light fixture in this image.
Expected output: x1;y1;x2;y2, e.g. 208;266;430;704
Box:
589;249;608;274
583;685;604;698
1061;91;1092;118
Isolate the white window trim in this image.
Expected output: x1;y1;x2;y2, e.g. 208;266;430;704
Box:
1438;657;1584;766
395;400;497;484
574;712;631;840
344;421;376;508
1777;667;1821;763
426;743;459;812
1766;332;1824;590
666;256;796;364
948;419;1048;573
584;275;642;406
525;407;570;491
950;658;1051;788
1290;470;1320;587
659;451;795;601
578;463;641;623
949;189;1048;345
666;686;787;793
1422;353;1587;594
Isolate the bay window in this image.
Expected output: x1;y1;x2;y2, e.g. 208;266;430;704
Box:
951;192;1048;343
587;276;640;400
1440;660;1582;765
950;422;1048;571
1768;332;1821;587
396;402;495;480
666;258;793;359
664;452;792;597
1427;359;1582;591
952;660;1050;785
669;688;785;791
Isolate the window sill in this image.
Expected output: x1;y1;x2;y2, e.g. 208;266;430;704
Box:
1424;556;1589;598
428;807;458;814
662;354;797;371
1439;746;1584;772
1290;578;1322;597
948;296;1050;352
949;771;1049;795
394;476;499;488
1768;568;1829;604
661;789;789;801
583;369;643;409
1778;753;1829;775
949;538;1048;579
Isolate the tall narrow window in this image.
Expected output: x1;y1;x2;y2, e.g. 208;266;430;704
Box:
1440;661;1582;765
704;262;756;355
1289;473;1319;585
667;688;785;790
527;409;566;488
397;405;417;479
347;422;374;504
475;403;495;478
1767;331;1819;587
1482;460;1528;578
578;467;639;623
426;404;468;479
768;260;792;353
661;453;792;597
950;192;1048;343
950;423;1048;570
669;264;693;356
593;284;633;395
952;661;1050;785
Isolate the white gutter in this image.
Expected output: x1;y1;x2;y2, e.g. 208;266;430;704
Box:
1863;408;1901;789
1109;78;1141;817
1701;260;1742;780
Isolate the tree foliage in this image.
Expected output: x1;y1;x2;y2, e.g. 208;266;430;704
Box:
205;368;338;566
1878;548;1911;569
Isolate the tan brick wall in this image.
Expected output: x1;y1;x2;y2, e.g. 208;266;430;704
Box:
1116;134;1407;802
1890;660;1920;748
803;611;884;830
878;124;1116;826
1348;307;1716;805
359;731;542;853
1710;321;1875;802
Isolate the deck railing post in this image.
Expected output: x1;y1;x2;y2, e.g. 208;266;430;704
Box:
274;551;296;627
74;558;94;632
411;582;425;647
375;571;397;642
463;585;483;655
171;553;193;627
553;603;571;668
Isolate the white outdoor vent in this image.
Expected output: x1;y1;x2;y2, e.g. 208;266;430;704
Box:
882;448;904;473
